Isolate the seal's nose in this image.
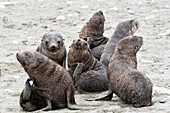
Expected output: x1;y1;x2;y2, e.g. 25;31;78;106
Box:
51;45;56;49
77;39;80;42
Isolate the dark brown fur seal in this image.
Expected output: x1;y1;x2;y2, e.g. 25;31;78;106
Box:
79;11;108;60
95;36;152;107
36;32;66;68
100;19;139;67
17;51;77;111
67;39;108;93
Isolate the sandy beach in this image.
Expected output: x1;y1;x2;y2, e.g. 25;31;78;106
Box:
0;0;170;112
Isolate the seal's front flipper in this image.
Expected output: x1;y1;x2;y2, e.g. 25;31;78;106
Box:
67;86;83;110
86;91;113;101
67;100;84;110
23;78;32;100
73;63;85;83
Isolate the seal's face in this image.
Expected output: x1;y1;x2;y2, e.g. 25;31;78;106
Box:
115;19;140;37
16;51;44;70
117;35;143;54
42;32;64;53
91;10;105;30
71;39;90;51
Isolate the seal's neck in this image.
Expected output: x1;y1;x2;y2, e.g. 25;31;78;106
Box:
115;50;137;69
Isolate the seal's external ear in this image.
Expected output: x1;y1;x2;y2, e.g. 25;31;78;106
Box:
41;35;45;41
130;19;134;24
83;37;88;41
41;33;48;41
69;43;73;48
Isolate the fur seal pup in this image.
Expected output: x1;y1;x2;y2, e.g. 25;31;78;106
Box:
79;10;108;60
16;51;78;111
67;39;108;93
94;36;152;107
100;19;139;67
36;32;66;68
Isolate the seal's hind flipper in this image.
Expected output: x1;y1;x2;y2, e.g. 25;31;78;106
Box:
86;91;113;101
23;78;32;100
95;92;113;101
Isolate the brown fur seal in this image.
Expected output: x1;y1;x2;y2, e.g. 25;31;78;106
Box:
79;11;108;60
16;51;78;111
36;32;66;68
100;19;139;67
67;39;108;93
94;36;152;107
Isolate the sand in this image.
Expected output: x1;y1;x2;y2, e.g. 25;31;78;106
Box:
0;0;170;112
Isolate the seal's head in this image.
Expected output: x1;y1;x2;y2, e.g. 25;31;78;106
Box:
79;10;105;38
41;32;64;53
90;10;105;32
114;19;140;37
70;39;90;52
116;35;143;55
16;51;46;71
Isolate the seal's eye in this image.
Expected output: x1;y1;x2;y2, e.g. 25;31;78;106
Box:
25;54;31;58
84;43;87;46
58;41;61;44
45;41;49;45
129;27;132;31
135;22;138;27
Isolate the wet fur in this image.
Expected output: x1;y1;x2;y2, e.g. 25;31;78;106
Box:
67;39;108;93
107;36;152;107
36;32;66;68
17;51;76;111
